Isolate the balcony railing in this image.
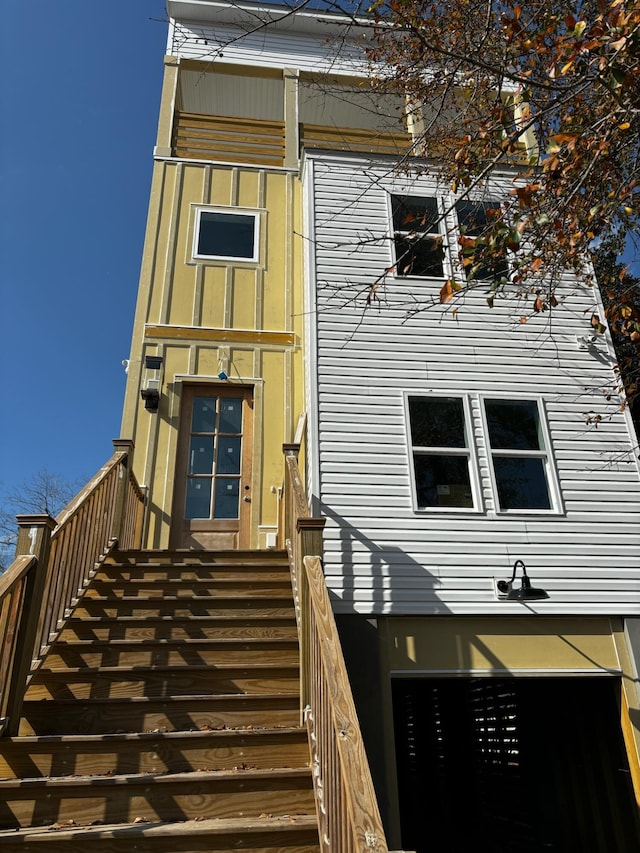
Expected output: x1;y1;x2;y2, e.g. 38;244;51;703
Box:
173;112;286;166
300;122;413;157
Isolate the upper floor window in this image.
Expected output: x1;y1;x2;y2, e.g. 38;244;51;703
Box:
483;399;553;511
391;195;508;281
392;196;444;277
455;200;508;281
193;208;260;263
407;395;476;509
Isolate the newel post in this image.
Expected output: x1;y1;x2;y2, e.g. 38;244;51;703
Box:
110;439;134;546
296;517;326;560
5;514;56;736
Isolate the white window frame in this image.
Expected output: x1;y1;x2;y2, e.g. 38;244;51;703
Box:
404;393;482;512
480;395;562;515
192;206;261;264
388;193;512;283
390;195;450;280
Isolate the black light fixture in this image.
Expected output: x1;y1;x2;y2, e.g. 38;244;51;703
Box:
496;560;549;601
217;347;229;381
140;354;163;413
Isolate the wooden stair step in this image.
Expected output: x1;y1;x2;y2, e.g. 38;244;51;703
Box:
0;815;320;852
1;549;319;848
104;550;289;567
94;567;293;582
0;767;315;829
79;593;294;603
0;727;310;779
26;664;300;700
107;563;292;575
71;598;295;619
58;615;298;642
20;693;302;736
83;580;293;598
43;638;299;669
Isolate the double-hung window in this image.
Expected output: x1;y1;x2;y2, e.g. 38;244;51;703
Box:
390;195;509;281
406;395;558;513
392;196;444;277
193;208;260;263
454;200;508;281
407;396;475;509
483;399;554;511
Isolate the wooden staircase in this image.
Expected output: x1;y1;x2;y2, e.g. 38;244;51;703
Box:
0;549;320;851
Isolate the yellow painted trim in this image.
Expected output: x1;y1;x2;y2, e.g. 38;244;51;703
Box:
621;688;640;806
155;57;180;156
145;324;296;346
180;59;284;79
386;617;620;672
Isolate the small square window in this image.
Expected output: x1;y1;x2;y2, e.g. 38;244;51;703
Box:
392;196;444;277
193;209;259;262
484;399;553;511
408;396;475;509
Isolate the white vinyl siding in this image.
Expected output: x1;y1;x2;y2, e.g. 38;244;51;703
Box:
305;153;640;616
170;21;367;75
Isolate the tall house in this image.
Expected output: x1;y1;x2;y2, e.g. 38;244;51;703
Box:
121;2;640;849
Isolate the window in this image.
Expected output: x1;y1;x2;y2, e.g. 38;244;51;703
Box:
406;395;558;513
392;196;444;277
193;208;260;262
484;399;553;511
408;396;475;509
390;195;509;281
455;200;508;281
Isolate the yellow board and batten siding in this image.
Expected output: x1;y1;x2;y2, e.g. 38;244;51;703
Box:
121;59;303;550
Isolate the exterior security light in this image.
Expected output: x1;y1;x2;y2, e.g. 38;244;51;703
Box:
140;354;164;413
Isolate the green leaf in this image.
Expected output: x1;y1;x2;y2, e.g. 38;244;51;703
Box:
573;20;587;38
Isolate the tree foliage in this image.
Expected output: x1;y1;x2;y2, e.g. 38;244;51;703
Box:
0;471;77;572
592;247;640;435
363;0;639;335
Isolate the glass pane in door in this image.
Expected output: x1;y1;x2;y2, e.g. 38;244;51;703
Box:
183;392;244;521
185;478;212;519
214;478;240;518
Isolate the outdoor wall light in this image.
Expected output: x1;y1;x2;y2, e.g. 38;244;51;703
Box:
217;347;229;381
140;355;163;413
495;560;549;601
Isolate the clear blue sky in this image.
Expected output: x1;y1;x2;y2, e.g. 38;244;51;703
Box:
1;2;168;498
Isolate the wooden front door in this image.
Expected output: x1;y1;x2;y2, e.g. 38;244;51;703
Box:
172;385;253;550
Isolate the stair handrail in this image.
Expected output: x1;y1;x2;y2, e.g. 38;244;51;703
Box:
283;414;390;853
0;439;145;737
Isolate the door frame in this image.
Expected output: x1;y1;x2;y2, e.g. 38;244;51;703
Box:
170;382;254;550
